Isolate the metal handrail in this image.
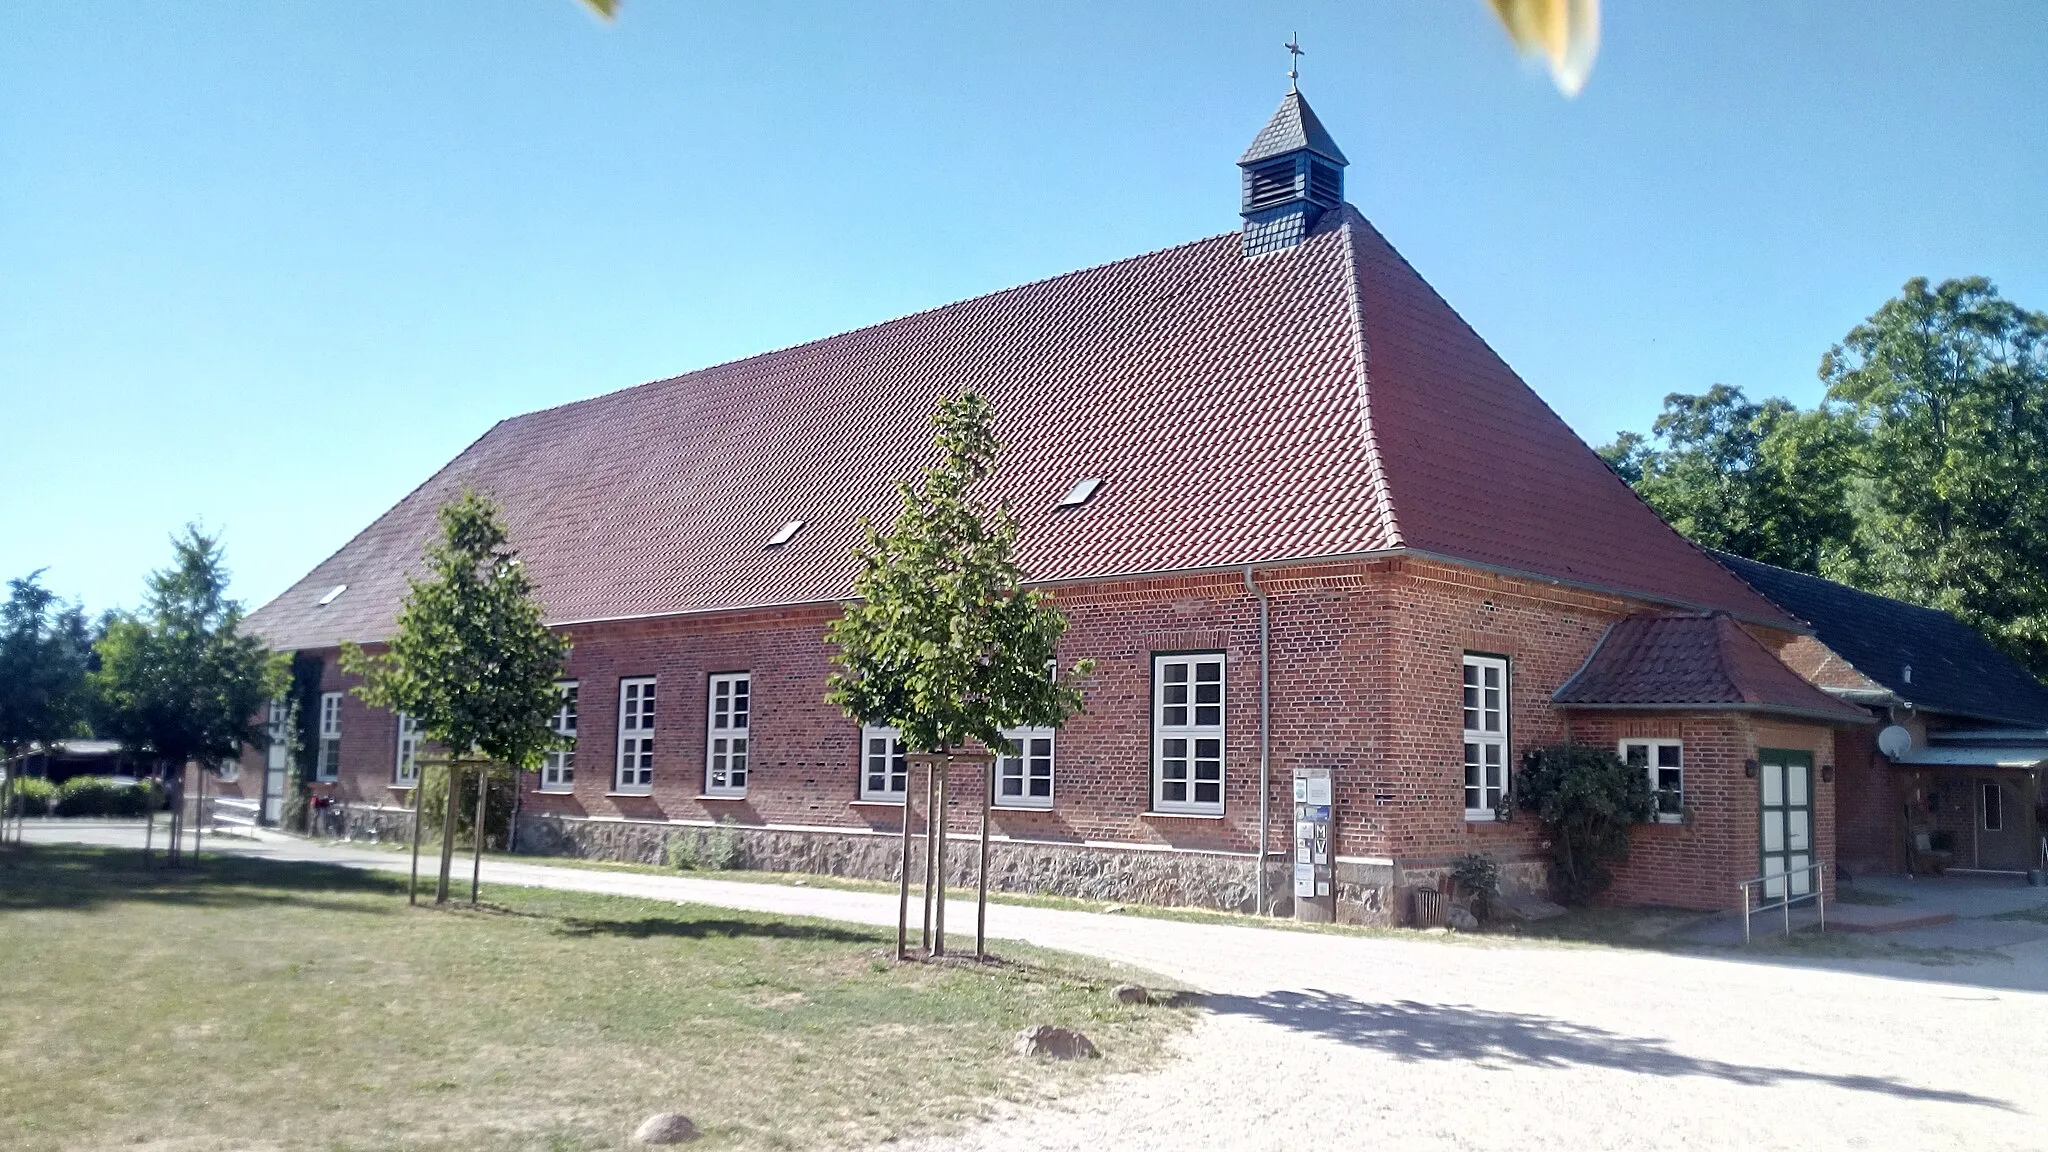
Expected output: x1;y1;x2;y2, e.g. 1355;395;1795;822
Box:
1737;860;1826;943
207;795;260;829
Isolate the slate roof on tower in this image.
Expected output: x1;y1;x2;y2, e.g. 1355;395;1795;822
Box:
1238;90;1349;166
247;207;1797;651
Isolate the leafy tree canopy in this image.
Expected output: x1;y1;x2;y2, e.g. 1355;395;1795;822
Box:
342;490;569;771
827;390;1091;754
92;528;287;772
0;571;94;758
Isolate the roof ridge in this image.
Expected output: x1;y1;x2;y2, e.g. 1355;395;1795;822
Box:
1335;206;1404;548
500;229;1246;428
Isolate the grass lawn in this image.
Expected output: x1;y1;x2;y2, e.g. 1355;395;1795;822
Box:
0;844;1191;1152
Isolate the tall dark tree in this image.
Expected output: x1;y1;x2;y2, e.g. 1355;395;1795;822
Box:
92;529;288;856
1821;276;2048;675
1598;385;1858;574
0;572;94;842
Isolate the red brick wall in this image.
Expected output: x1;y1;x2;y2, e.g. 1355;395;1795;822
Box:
1569;713;1758;911
1832;726;1899;876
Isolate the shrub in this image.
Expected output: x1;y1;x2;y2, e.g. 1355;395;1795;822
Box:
5;776;58;817
1449;852;1502;916
53;776;154;818
1515;743;1656;904
668;819;744;871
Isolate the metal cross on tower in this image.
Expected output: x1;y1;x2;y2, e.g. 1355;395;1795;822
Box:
1285;33;1304;91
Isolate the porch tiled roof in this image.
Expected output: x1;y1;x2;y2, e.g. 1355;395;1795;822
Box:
247;207;1796;651
1554;613;1872;724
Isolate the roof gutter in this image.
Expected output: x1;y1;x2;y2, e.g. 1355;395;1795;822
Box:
1550;700;1876;726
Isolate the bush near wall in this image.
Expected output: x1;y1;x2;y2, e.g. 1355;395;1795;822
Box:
52;776;156;818
5;776;59;817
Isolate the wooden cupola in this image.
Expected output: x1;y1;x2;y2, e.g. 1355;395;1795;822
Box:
1237;88;1348;258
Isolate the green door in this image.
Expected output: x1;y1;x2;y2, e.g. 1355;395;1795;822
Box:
1759;749;1815;903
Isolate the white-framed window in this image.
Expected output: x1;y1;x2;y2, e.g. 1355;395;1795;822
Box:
1462;655;1508;819
614;677;656;793
1621;739;1684;822
267;699;289;748
316;692;343;782
1983;782;2003;832
1153;653;1225;814
540;681;578;793
393;713;422;788
996;728;1055;809
215;756;241;783
705;673;751;795
860;725;908;801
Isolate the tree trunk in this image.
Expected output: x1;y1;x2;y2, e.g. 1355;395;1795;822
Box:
921;760;937;956
408;774;425;906
470;765;487;905
976;756;991;961
166;763;184;867
435;763;459;904
896;774;914;961
933;761;948;958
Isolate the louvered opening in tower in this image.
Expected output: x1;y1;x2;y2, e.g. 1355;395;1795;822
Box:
1307;158;1342;206
1244;158;1300;211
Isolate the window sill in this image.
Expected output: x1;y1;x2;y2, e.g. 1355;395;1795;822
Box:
992;803;1054;812
1143;809;1226;820
1463;813;1503;824
534;786;575;795
1651;815;1686;826
695;793;748;802
388;784;417;792
606;790;655;798
849;798;906;808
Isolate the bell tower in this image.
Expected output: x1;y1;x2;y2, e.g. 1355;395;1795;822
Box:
1238;40;1348;258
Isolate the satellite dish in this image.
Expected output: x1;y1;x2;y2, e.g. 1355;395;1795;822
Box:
1877;725;1913;759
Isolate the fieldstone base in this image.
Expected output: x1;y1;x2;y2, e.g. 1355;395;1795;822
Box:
332;803;418;845
515;814;1284;914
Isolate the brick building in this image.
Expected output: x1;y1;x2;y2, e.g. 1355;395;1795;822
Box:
232;88;1879;919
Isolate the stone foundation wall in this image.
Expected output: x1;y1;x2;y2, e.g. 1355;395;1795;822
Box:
516;814;1280;913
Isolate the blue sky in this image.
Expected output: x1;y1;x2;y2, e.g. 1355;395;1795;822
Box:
3;1;2044;616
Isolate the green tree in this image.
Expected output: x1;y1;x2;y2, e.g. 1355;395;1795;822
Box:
93;529;288;858
341;490;569;901
1599;385;1858;574
0;572;94;842
827;390;1092;956
1821;276;2048;676
1515;743;1655;904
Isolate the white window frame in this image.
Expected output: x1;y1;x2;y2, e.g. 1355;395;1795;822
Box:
393;713;422;789
614;677;656;794
705;673;751;796
1621;738;1684;823
859;725;908;802
995;727;1055;809
540;681;578;793
216;756;241;783
1462;655;1509;820
316;692;343;782
1152;653;1226;815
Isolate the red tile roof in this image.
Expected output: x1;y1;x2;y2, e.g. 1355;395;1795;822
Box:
1554;613;1872;724
248;207;1797;650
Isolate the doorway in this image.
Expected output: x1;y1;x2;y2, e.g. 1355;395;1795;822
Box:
1760;749;1815;903
1973;775;2028;871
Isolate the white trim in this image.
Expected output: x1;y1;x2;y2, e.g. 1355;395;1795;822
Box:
315;692;343;782
614;677;656;794
1462;655;1509;820
858;725;908;801
704;673;751;797
1620;738;1685;823
540;680;578;793
393;713;422;788
1152;652;1226;815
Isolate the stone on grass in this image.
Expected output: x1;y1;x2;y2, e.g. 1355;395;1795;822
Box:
1446;904;1480;932
1110;983;1151;1006
633;1112;699;1145
1013;1024;1100;1060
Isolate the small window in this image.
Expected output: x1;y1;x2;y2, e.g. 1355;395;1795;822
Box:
316;692;343;782
860;725;908;802
767;520;804;548
705;673;751;796
540;682;578;792
1462;655;1509;819
1983;782;2003;832
1153;654;1225;814
317;583;347;606
615;677;656;794
215;757;241;783
393;713;422;788
996;728;1055;809
266;699;289;749
1621;739;1684;822
1058;478;1105;508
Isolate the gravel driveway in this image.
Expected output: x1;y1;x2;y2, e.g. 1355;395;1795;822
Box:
25;823;2046;1151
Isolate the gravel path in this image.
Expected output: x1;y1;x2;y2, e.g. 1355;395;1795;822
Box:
26;822;2046;1151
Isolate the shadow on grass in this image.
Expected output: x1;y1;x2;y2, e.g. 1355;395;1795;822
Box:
0;844;400;915
553;915;880;943
1206;989;2014;1110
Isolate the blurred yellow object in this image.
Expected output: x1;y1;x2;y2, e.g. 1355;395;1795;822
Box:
1488;0;1601;96
579;0;619;20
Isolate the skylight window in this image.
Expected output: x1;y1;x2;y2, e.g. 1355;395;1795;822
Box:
767;520;805;548
1058;478;1105;509
317;584;348;607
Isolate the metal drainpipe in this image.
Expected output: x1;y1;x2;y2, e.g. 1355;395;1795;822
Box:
1244;565;1271;916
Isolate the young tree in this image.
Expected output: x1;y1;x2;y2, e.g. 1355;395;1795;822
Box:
1822;276;2048;676
1598;385;1858;574
827;390;1091;958
93;529;288;860
0;572;94;845
342;490;568;904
